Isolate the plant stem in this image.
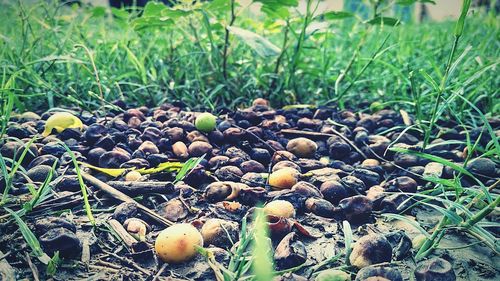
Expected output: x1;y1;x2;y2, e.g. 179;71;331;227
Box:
222;0;236;80
461;195;500;229
267;23;289;99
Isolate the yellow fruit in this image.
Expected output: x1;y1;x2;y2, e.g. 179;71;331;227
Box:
268;167;299;190
155;223;203;263
263;200;295;218
195;112;217;133
42;112;83;137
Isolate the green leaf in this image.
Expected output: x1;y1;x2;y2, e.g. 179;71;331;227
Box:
4;208;51;264
131;16;174;31
227;26;281;57
161;8;192;18
454;0;471;37
322;11;354;20
46;251;60;276
252;208;274;281
367;17;401;26
254;0;298;18
143;1;167;17
342;220;353;264
175;155;205;183
91;7;106;18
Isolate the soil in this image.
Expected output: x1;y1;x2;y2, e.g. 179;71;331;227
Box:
0;100;498;281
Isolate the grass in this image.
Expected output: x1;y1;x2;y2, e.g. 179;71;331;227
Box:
0;0;497;116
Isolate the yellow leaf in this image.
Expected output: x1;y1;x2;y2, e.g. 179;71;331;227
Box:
79;162;129;177
42;112;83;137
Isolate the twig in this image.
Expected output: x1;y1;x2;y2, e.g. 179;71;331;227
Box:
151;263;168;281
25;252;40;281
107;181;175;197
108;219;138;250
281;129;368;159
82;172;173;227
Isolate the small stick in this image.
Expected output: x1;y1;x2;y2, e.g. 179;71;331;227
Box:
107;181;175;196
108;219;137;250
151;263;168;281
25;252;39;281
281;129;368;159
82;172;173;227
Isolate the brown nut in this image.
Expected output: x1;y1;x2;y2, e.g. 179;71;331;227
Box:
286;137;318;158
172;141;189;159
349;233;393;269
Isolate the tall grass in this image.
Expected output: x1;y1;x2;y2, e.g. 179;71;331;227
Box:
0;0;496;119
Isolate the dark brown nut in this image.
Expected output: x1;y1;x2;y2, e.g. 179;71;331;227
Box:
208;156;230;169
83;124;107;144
224;146;250;160
205;182;233;203
384;176;418;193
187;130;209;143
252;98;269;107
355;265;403;281
26;165;56;182
113;202;138;223
292;181;322;198
414;258;456;281
240;160;266;173
87;147;107;165
466;157;496;177
267;140;285;151
99;149;131;168
34;217;76;235
295;158;325;172
341;175;367;195
214;166;243;182
286;137;318;158
384;231;412;260
141;127;162;143
164;127;185;142
338;195;373;222
233;109;262;125
55;175;80;192
380;194;412;213
120;158;150;169
393;152;421;167
320;180;349;204
172;141;189;159
40;228;82;259
223;127;246;143
128;116;142;128
272;151;297;163
272;161;301;173
40;141;66;157
188;141;213;157
124;108;146;122
201;218;239;249
241;172;266;187
94;135;115;150
327;136;351;159
353;168;380;188
297;118;321;130
305;198;336;218
250;148;271;165
274;232;307;270
366;185;385;208
350;233;393;268
157;199;188;222
138;140;159;155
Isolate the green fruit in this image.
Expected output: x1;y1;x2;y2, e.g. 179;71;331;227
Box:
315;269;350;281
370;101;384;113
195;112;217;133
